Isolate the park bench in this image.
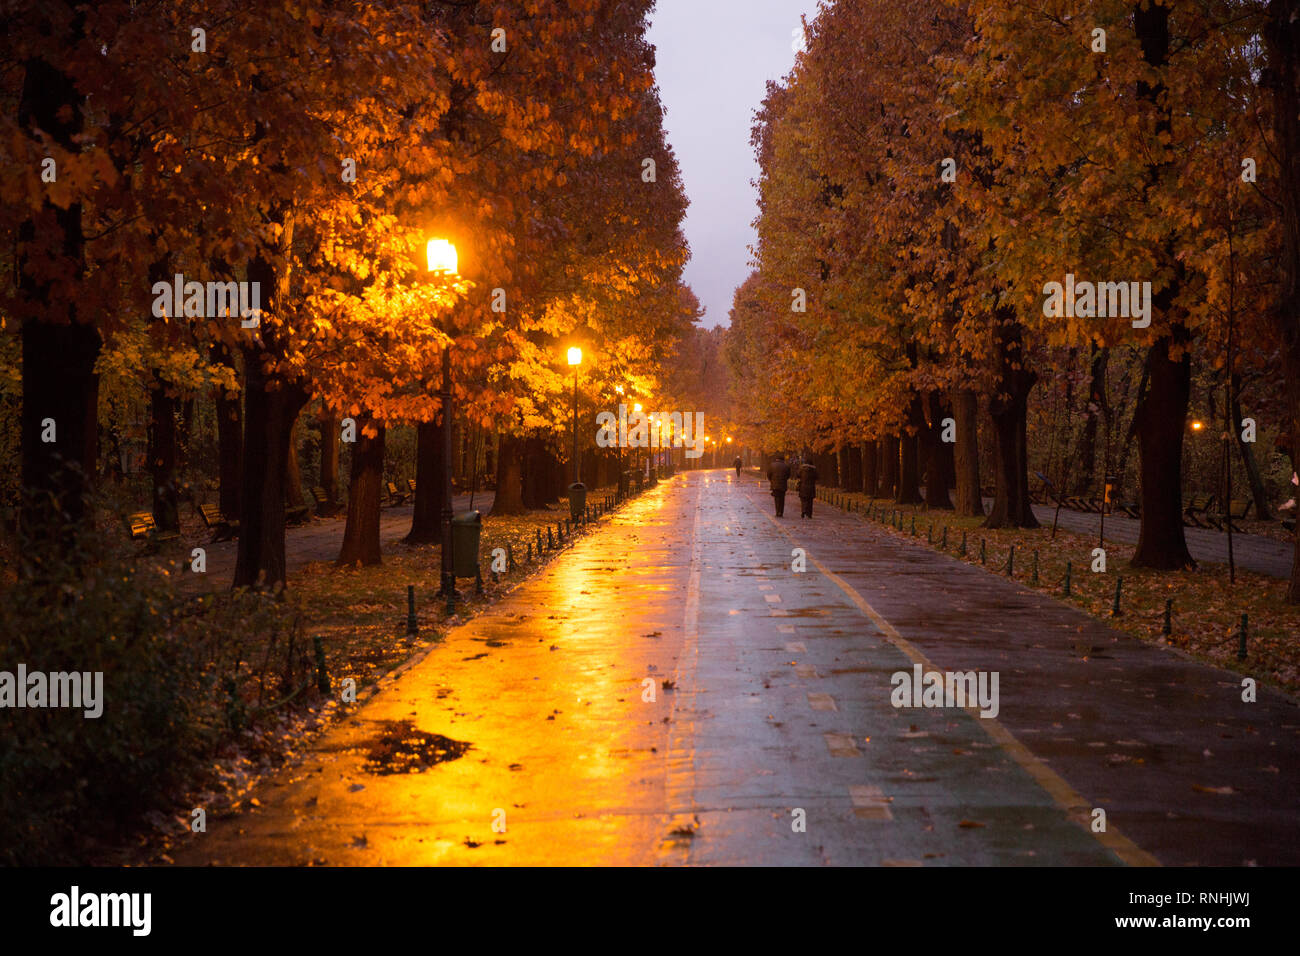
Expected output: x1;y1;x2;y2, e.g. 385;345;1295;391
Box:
1066;495;1097;513
125;510;181;549
286;502;311;525
1183;495;1218;529
385;481;408;506
407;478;417;495
1118;500;1141;519
310;486;332;515
197;503;239;541
1217;498;1252;532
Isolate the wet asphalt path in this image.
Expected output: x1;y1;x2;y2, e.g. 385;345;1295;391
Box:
170;470;1300;866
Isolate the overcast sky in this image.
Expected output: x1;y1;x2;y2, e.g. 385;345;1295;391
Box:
647;0;823;328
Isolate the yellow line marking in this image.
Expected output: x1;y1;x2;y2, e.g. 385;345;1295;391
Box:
755;504;1160;867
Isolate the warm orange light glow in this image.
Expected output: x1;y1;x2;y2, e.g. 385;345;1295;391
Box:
633;403;642;413
426;238;458;274
726;437;733;443
615;385;624;395
1191;420;1204;431
567;346;582;366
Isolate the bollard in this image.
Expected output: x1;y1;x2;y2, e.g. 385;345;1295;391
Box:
1032;549;1039;585
507;544;515;571
547;526;554;550
1064;561;1072;596
1007;545;1015;578
941;526;948;549
313;635;330;695
1162;598;1172;636
911;515;916;536
1237;614;1248;660
960;530;967;556
537;528;544;555
980;538;986;565
927;523;933;544
445;583;455;617
406;585;418;635
1112;575;1123;616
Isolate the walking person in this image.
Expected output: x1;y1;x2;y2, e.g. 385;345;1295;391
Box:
767;453;792;517
797;457;819;518
734;455;743;476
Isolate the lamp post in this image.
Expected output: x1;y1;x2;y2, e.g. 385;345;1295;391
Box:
427;238;458;601
567;346;585;520
633;402;643;490
568;347;581;481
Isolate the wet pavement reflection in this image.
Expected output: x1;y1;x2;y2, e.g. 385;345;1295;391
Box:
170;470;1300;866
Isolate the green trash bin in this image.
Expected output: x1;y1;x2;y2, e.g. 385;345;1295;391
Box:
451;510;481;578
568;482;586;521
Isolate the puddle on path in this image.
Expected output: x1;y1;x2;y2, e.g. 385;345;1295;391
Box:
363;720;472;775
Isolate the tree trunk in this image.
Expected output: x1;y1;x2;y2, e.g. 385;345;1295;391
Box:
1131;333;1196;568
1265;0;1300;600
1130;0;1194;570
148;384;180;533
522;435;546;509
337;419;384;567
922;393;952;509
819;450;839;487
285;417;306;511
492;433;527;515
211;343;243;518
938;399;956;495
840;442;863;492
1231;379;1270;520
984;311;1039;528
232;359;307;589
880;435;899;499
897;416;923;504
952;388;983;517
406;418;447;544
862;440;879;496
17;47;98;550
318;407;340;515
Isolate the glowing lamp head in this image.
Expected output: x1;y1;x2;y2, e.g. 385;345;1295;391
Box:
633;403;642;413
426;238;458;275
726;437;733;444
1191;420;1205;432
567;346;582;367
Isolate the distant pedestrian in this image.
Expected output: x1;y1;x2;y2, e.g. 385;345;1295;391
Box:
734;456;743;476
767;454;792;517
797;459;819;518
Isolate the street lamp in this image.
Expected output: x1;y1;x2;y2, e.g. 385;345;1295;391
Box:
633;402;644;490
427;238;458;604
567;346;585;520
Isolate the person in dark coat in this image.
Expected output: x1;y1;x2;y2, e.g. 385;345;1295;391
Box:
734;455;743;476
797;459;819;518
766;454;792;517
